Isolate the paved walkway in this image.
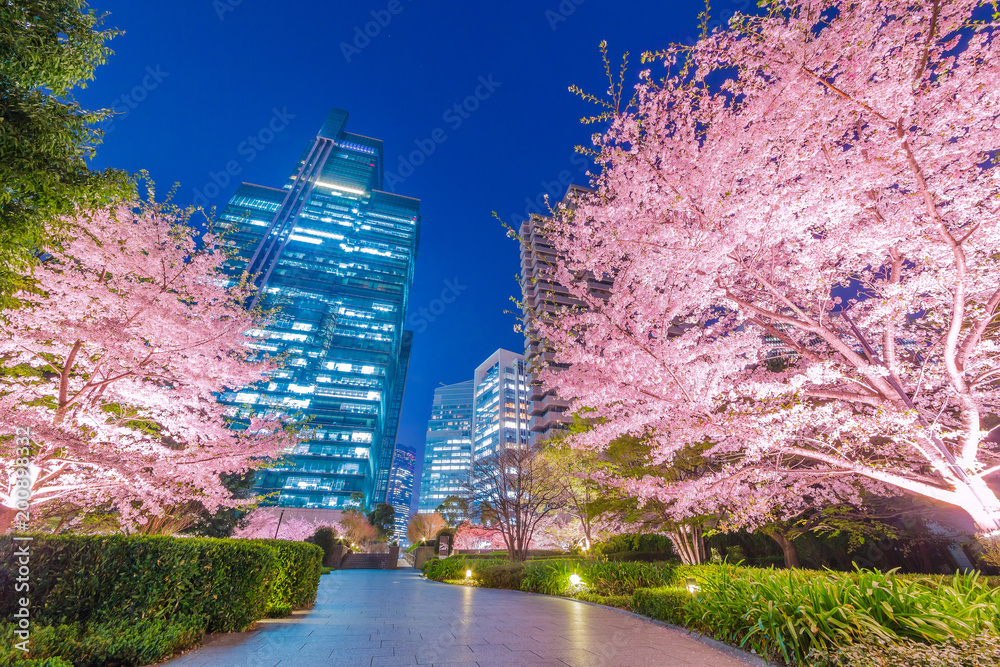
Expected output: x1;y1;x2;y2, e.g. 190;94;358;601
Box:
165;568;757;667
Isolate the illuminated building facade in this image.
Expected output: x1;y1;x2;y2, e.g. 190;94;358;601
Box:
417;380;474;513
387;443;416;542
472;349;530;462
217;107;420;511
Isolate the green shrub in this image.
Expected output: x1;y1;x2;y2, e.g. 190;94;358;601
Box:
0;535;278;632
602;550;678;563
475;562;528;590
423;555;468;581
0;534;323;628
648;563;1000;665
521;560;576;595
594;533;674;557
309;527;342;562
434;556;678;600
632;586;692;625
0;617;203;666
583;561;675;596
574;591;633;609
249;539;323;612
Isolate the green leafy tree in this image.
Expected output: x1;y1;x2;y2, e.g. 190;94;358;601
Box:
599;432;718;565
0;0;135;307
538;419;621;550
366;502;395;541
435;495;469;528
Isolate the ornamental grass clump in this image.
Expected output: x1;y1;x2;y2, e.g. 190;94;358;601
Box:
583;561;675;596
679;564;1000;665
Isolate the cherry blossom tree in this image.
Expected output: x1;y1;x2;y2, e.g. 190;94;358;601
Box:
0;201;293;533
232;509;342;542
340;510;378;549
532;512;588;551
536;0;1000;534
407;512;446;545
453;521;505;551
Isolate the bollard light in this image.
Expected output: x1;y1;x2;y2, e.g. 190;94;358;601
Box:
466;569;472;579
685;577;700;594
569;573;582;586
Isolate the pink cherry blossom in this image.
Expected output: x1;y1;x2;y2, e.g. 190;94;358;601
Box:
534;0;1000;533
453;521;506;551
0;202;295;533
232;509;342;542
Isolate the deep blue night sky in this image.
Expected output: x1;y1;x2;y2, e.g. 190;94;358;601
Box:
79;0;743;510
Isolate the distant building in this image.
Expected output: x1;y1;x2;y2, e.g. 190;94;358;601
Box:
216;107;420;514
417;380;474;513
386;444;416;542
472;349;530;462
519;186;609;445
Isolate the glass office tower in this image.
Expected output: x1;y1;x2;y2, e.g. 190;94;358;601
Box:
417;380;474;513
386;444;416;542
217;107;420;511
472;349;530;463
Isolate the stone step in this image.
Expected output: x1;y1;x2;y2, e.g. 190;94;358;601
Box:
340;553;390;569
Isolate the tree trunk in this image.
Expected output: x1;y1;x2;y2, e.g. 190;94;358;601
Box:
956;477;1000;534
768;531;801;569
668;525;706;565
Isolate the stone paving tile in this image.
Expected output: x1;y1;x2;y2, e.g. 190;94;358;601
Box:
165;569;756;667
370;655;418;666
469;651;568;667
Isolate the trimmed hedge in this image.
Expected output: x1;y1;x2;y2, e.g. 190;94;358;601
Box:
593;533;674;557
0;535;275;632
0;535;323;664
245;539;323;613
425;556;675;598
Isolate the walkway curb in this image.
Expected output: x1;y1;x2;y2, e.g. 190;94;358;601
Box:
420;575;772;666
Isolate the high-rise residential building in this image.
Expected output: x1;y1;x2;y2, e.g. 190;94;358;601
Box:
519;186;609;445
417;380;474;513
216;107;420;513
472;349;530;462
386;443;416;542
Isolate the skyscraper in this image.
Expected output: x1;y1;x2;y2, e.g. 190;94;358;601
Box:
217;107;420;513
519;186;608;445
472;349;530;462
386;443;416;542
417;380;474;513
